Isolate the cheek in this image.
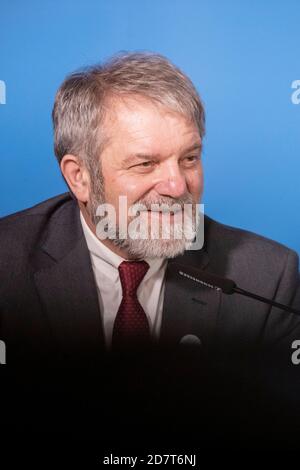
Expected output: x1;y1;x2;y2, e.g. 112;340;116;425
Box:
104;173;153;206
187;167;203;199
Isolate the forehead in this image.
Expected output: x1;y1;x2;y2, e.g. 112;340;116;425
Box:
103;95;201;154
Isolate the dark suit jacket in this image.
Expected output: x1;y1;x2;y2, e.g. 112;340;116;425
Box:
0;191;299;364
1;192;300;446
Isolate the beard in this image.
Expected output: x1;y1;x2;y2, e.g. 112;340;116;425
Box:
87;171;200;259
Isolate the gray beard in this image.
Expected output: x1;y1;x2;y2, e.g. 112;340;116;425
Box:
88;183;198;259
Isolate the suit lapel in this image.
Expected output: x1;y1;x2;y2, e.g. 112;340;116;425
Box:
33;198;105;362
160;247;222;350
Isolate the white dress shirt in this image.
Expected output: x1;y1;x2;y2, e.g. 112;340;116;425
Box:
80;212;167;349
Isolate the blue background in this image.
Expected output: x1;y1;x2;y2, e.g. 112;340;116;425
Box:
1;0;299;254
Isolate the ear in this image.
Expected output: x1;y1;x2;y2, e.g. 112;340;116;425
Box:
60;154;90;203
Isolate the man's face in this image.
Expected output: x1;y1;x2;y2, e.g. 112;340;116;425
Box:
90;95;204;259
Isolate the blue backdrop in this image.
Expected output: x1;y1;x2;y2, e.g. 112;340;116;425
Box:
1;0;299;254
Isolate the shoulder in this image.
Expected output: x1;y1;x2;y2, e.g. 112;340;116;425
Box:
204;215;299;276
0;192;75;225
0;192;77;268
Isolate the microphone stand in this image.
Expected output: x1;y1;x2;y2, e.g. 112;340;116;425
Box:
172;262;300;316
233;286;300;315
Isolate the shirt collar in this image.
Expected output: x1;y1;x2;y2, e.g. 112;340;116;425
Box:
80;211;166;280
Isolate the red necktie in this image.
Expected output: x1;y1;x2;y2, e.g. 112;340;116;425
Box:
112;260;150;349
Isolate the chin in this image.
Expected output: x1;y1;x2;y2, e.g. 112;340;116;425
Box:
112;238;188;259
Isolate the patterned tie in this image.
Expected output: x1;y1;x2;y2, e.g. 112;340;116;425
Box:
112;260;150;350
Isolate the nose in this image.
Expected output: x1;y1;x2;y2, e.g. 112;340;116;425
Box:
154;162;187;199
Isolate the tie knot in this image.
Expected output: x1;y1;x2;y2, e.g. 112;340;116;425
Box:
118;260;149;296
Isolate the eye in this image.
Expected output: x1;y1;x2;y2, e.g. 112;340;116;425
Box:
129;160;155;171
183;155;200;165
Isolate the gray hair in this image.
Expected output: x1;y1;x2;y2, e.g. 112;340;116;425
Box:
52;52;205;171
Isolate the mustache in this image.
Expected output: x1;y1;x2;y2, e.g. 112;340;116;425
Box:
133;194;193;210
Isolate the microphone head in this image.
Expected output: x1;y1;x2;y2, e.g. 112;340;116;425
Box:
170;262;236;295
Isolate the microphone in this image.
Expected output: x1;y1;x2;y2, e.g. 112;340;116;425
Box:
179;335;202;347
170;262;300;316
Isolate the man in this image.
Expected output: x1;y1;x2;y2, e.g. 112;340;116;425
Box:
1;53;300;446
1;51;299;359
